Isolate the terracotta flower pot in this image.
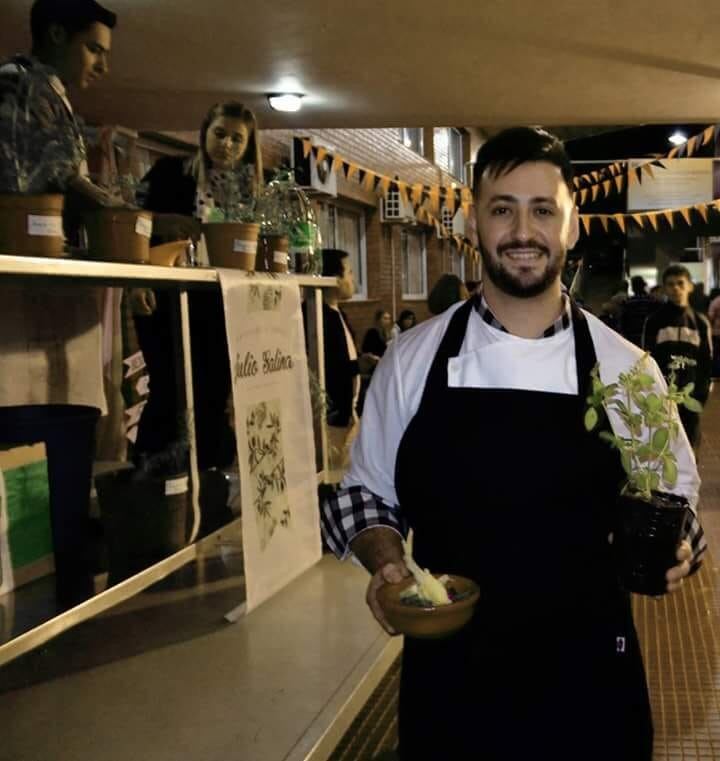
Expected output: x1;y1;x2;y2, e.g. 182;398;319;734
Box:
203;221;260;270
0;193;65;257
84;208;153;264
614;491;692;596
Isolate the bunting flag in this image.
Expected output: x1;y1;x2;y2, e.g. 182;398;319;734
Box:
662;210;674;228
446;188;456;214
302;139;312;159
579;188;589;205
668;146;680;159
680;207;692;226
697;204;709;223
428;186;441;214
686;137;698;158
581;216;592;236
397;181;410;207
346;163;359;182
613;214;626;233
702;126;715;146
411;183;424;205
315;147;327;164
379;176;391;196
362;171;376;191
461;201;473;219
641;163;655;180
647;213;659;232
614;175;624;194
331;155;343;176
631;213;645;229
602;179;612;198
591;185;600;202
599;215;609;233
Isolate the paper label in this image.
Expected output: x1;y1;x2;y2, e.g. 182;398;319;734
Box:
165;476;189;496
273;250;287;264
233;239;257;254
135;216;153;238
123;350;146;378
27;215;63;238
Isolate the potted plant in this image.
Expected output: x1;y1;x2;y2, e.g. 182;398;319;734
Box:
0;63;82;257
584;354;701;595
255;171;292;273
202;163;260;271
94;430;190;585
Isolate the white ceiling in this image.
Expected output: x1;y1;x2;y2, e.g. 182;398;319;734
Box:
2;0;720;131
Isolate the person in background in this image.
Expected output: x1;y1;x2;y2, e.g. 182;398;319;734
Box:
321;127;703;760
650;284;665;301
0;0;118;608
619;275;660;348
391;309;417;340
131;102;262;471
465;280;480;295
357;310;393;415
708;287;720;378
428;273;470;315
643;264;712;449
318;249;376;472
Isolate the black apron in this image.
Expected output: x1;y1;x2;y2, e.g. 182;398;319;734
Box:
394;298;653;760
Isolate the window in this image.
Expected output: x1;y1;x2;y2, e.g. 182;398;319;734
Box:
434;127;464;179
398;127;423;155
316;203;368;299
401;229;427;299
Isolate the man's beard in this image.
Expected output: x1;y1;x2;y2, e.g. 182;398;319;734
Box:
480;239;565;299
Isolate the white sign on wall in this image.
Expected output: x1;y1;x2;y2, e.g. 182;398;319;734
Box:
627;158;714;211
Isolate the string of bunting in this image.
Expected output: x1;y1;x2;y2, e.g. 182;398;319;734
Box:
302;138;479;261
573;124;718;206
579;199;720;236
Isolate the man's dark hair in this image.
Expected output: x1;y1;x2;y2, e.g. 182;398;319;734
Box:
662;264;693;284
472;127;574;197
321;248;350;278
630;275;648;296
31;0;117;49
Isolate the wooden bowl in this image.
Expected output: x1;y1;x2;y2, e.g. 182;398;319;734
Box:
149;240;189;267
377;574;480;639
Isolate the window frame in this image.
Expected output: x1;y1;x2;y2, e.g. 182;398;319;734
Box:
401;228;428;300
316;201;368;300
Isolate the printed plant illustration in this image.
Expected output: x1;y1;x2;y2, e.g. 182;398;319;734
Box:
246;400;289;550
249;284;283;312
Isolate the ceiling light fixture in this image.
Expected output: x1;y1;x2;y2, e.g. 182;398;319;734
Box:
267;93;304;113
668;131;687;146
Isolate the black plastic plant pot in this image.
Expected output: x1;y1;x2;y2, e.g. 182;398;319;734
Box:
614;491;692;597
95;469;190;586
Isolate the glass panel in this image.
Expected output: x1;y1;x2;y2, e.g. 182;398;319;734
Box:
402;230;427;297
335;208;365;296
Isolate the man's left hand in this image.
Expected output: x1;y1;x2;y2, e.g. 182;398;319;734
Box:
666;540;692;593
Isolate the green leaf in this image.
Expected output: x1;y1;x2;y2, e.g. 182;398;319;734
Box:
652;428;669;452
683;397;703;413
599;431;618;447
662;458;678;486
645;393;662;412
637;445;654;462
682;382;695;395
637;373;656;389
621;451;633;475
649;472;661;491
584;407;599;432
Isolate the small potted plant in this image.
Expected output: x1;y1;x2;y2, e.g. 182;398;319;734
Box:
202;163;260;271
255;171;293;273
0;63;82;257
584;354;701;595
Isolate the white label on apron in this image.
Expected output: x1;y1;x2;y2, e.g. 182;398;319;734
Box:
233;239;256;254
135;216;153;238
27;215;63;237
165;475;189;496
273;250;287;264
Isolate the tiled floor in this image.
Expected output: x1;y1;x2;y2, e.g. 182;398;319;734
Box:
332;388;720;761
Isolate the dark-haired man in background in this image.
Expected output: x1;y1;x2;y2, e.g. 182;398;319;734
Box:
644;264;712;449
322;127;705;760
0;0;118;608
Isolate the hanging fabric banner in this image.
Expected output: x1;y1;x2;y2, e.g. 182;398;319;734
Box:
218;272;322;612
631;214;645;229
379;176;391;196
315;147;327;164
614;175;624;193
331;155;343;176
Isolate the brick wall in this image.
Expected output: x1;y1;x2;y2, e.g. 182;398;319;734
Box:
260;127;474;343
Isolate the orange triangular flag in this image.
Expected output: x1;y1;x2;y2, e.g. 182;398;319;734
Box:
614;175;624;193
599;215;609;233
302;139;312;159
461;201;472;218
631;214;645;229
703;126;714;146
429;186;440;213
397;181;410;206
687;137;698;157
602;179;612;197
668;146;679;159
316;147;328;164
579;189;589;206
461;187;473;205
679;207;692;226
573;177;581;189
411;183;424;205
363;171;376;191
591;185;600;202
379;176;391;196
580;216;592;236
346;163;359;182
662;210;675;228
697;203;709;223
628;170;637;187
647;213;659;232
642;163;655;180
330;155;343;176
591;171;600;183
614;214;626;233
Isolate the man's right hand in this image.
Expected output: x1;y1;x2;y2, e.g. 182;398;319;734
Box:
366;561;410;635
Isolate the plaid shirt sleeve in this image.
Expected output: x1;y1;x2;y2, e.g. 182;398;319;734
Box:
686;510;707;576
321;485;408;560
